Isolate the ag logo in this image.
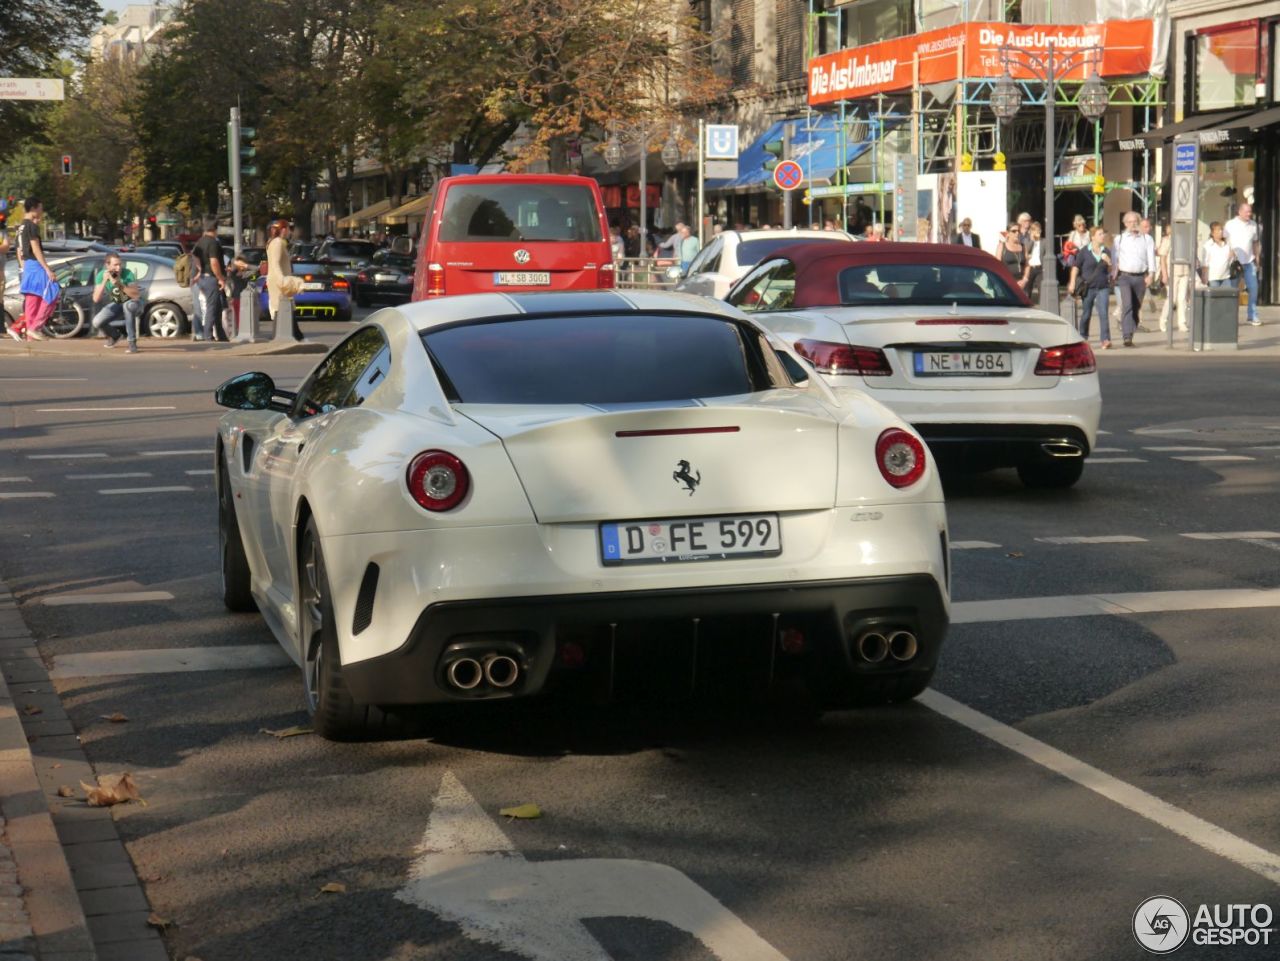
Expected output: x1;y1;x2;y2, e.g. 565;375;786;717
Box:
1133;896;1190;954
672;459;701;496
958;326;973;341
513;249;531;264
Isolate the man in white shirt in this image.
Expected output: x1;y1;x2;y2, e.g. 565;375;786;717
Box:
1223;203;1262;325
1112;211;1156;347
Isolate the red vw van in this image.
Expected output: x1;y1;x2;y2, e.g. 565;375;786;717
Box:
411;174;615;300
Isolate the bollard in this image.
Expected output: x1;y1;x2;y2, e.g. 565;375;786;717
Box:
272;297;296;343
235;285;259;343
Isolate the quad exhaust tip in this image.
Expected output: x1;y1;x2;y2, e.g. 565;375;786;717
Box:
888;630;918;662
855;629;919;664
483;654;520;689
446;657;483;690
856;631;889;663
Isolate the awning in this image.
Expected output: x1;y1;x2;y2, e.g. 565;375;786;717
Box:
1229;105;1280;132
1110;109;1251;151
707;114;907;192
382;194;431;225
337;198;393;230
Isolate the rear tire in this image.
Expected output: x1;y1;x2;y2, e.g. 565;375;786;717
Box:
1017;458;1084;489
218;458;256;612
46;295;85;338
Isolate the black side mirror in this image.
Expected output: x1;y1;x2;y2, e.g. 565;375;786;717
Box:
215;371;293;411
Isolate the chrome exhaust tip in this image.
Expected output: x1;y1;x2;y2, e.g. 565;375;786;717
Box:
888;630;919;662
483;654;520;689
856;631;889;663
1041;441;1084;459
446;657;483;690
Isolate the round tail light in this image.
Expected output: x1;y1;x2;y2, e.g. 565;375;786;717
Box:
876;428;927;489
407;450;469;511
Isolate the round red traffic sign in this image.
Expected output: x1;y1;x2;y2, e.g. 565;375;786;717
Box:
773;160;803;191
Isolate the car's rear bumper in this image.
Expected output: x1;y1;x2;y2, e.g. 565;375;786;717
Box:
915;422;1093;468
342;573;949;705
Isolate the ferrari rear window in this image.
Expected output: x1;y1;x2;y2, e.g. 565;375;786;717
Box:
838;263;1022;306
424;314;768;404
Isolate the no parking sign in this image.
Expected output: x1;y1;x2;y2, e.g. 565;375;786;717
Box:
773;160;803;192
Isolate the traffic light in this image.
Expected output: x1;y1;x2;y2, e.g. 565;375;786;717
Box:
0;212;6;228
762;137;783;173
148;215;157;226
61;154;73;175
239;125;258;178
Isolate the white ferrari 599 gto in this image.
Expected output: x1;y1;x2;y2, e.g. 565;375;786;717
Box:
215;290;951;740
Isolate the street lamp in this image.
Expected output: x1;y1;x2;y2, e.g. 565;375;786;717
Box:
606;125;658;254
991;43;1108;313
603;134;624;169
661;133;681;167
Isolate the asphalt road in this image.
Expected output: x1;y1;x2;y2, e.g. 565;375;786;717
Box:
1;317;1278;961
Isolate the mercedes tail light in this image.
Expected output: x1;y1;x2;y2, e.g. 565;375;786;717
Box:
794;338;892;376
426;262;445;297
356;271;369;283
406;450;469;511
1035;342;1096;376
598;262;616;288
876;428;927;489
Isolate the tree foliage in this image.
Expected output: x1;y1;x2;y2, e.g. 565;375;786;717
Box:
0;0;102;147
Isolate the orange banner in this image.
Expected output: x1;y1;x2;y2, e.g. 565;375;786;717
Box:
808;20;1154;106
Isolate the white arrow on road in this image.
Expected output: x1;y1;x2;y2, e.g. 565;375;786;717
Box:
395;771;792;961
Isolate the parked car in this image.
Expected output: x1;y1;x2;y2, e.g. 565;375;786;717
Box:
238;246;266;268
3;251;192;339
673;228;856;300
213;289;949;739
314;239;378;285
134;241;185;260
289;241;319;263
353;250;414;307
727;242;1101;489
257;262;352;322
411;174;613;299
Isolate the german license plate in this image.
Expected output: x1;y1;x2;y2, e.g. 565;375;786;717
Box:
600;514;781;566
374;273;398;282
494;271;551;286
913;350;1011;376
301;282;325;291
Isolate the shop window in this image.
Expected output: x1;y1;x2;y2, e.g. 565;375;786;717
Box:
1193;20;1263;112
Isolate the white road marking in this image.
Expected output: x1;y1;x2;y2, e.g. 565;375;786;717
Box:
0;477;31;483
1180;531;1280;541
49;645;291;679
27;453;106;460
0;377;88;382
34;406;177;412
66;472;152;480
1172;455;1255;462
1034;535;1147;545
1097;429;1111;434
98;485;193;495
1142;446;1226;452
919;690;1280;886
1242;539;1280;553
1088;458;1147;464
1132;427;1196;435
141;449;209;456
184;469;215;476
395;772;791;961
952;587;1280;624
1248;445;1280;451
951;541;1001;550
41;591;174;607
0;492;54;499
1091;447;1128;453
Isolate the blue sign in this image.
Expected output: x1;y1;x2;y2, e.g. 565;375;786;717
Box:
705;125;739;160
1174;143;1198;173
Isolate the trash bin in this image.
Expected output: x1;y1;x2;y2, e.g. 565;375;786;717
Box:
1192;287;1240;351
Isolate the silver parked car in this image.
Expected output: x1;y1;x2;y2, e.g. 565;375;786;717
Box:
3;252;193;339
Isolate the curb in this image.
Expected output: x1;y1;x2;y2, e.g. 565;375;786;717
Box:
0;338;328;357
0;581;168;961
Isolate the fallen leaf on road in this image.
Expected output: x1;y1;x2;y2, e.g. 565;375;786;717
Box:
100;713;129;723
320;882;346;894
51;763;62;769
146;913;172;930
22;705;41;716
1005;552;1024;558
260;725;313;738
499;803;542;820
56;785;75;798
81;772;142;807
141;873;166;883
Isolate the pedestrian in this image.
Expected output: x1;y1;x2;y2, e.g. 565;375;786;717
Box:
868;223;885;242
609;221;625;262
1066;215;1090;253
678;224;700;271
1111;211;1156;347
191;218;227;342
853;198;872;234
623;225;642;259
10;199;59;342
1025;221;1047;302
1157;221;1188;334
1016;211;1032;251
998;222;1028;289
822;218;837;232
1223;203;1262;325
0;227;8;330
953;218;981;248
1068;226;1114;349
1200;221;1236;288
90;253;143;353
652;222;684;262
265;219;302;341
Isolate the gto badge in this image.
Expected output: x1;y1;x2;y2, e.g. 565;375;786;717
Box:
514;249;532;264
673;460;701;496
958;326;973;341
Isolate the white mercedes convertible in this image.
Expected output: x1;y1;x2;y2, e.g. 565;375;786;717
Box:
215;290;950;740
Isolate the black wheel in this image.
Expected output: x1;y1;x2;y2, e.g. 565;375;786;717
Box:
45;294;85;338
218;457;256;612
1017;458;1085;489
299;518;406;740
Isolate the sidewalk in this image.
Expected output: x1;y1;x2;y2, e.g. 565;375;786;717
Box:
0;335;326;358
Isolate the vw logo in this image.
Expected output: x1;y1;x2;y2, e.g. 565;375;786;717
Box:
514;249;531;264
958;326;973;340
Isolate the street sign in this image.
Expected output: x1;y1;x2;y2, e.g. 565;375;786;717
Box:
808;182;886;199
0;78;65;101
704;160;738;180
892;155;917;241
705;125;739;159
1172;173;1195;224
773;160;803;192
1174;142;1198;173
